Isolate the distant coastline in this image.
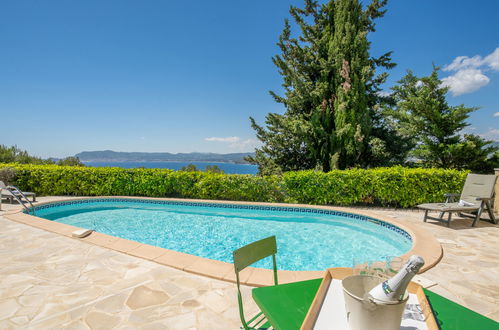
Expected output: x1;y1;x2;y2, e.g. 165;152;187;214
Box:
76;150;255;164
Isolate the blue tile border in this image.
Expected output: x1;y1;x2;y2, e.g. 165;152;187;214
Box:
29;198;412;242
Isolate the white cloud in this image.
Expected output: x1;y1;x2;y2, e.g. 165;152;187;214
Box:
441;68;490;96
479;128;499;141
483;47;499;70
376;91;392;97
441;47;499;96
443;55;483;72
228;138;261;151
205;136;240;143
459;126;477;138
443;47;499;72
494;112;499;117
204;136;261;151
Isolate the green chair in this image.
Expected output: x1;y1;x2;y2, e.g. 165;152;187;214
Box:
233;236;278;330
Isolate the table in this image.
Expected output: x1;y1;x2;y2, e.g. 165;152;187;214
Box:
252;278;498;330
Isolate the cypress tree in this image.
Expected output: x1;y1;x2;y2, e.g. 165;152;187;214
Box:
248;0;395;173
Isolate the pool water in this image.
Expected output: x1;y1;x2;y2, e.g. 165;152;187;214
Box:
35;200;412;271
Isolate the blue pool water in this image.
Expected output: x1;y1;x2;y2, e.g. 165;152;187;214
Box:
35;199;412;271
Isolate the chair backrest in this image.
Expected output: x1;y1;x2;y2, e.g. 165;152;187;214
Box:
460;174;497;204
233;236;278;330
0;181;12;196
233;236;277;273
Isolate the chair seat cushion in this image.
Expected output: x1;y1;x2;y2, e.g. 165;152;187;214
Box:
13;192;35;196
417;202;478;212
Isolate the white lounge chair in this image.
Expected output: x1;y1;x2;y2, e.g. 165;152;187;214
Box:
417;173;497;227
0;181;36;203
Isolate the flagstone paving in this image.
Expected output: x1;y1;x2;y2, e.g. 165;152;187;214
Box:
0;197;498;329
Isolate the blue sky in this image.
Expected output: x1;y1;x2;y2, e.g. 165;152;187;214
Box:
1;0;498;158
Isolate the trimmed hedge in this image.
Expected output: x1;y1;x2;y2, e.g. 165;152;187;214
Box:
0;163;468;208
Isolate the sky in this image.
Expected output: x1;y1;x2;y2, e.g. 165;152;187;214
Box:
1;0;498;158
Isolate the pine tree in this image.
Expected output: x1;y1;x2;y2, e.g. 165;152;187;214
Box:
248;0;395;173
386;67;498;171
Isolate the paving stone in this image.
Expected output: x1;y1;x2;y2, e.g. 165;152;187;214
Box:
93;293;128;314
182;299;200;308
126;285;170;310
0;299;19;321
10;315;29;326
85;311;121;330
165;312;196;329
19;294;45;307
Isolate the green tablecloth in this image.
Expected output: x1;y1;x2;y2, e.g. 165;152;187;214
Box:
252;279;498;330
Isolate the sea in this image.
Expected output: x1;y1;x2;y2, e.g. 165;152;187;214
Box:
83;161;259;175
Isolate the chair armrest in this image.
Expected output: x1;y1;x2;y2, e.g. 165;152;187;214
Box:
476;197;493;201
444;193;460;197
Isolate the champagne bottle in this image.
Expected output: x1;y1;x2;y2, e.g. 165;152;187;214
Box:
367;255;425;303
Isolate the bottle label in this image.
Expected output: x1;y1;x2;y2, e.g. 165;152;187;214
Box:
382;281;394;295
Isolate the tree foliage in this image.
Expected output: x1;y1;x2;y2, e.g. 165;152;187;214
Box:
180;164;199;172
56;156;85;167
385;68;498;172
248;0;400;173
205;165;224;173
180;163;225;173
0;145;84;167
0;145;50;164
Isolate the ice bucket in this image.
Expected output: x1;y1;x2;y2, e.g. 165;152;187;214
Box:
342;275;408;330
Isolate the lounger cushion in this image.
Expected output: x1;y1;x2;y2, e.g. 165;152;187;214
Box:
417;202;478;212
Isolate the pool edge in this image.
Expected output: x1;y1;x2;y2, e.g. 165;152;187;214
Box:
3;196;442;286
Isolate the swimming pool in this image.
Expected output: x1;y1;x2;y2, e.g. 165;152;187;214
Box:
33;198;412;271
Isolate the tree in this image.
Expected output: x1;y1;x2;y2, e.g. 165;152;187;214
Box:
57;156;84;167
180;164;198;172
247;0;396;173
386;67;498;172
249;114;315;175
0;145;87;167
0;145;52;165
448;135;499;173
205;165;224;173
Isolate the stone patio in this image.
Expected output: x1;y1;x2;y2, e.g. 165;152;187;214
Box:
0;196;498;329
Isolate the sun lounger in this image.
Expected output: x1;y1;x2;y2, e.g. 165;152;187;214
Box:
0;181;36;203
417;174;497;227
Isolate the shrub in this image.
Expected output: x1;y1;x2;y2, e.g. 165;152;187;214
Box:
282;167;467;207
0;163;468;208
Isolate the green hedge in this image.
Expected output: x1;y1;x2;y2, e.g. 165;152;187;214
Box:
0;163;468;207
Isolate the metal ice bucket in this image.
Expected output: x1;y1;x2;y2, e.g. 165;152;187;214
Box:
342;275;408;330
